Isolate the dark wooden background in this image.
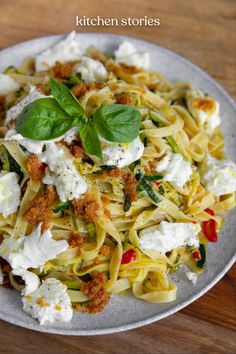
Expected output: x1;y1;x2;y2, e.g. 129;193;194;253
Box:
0;0;235;353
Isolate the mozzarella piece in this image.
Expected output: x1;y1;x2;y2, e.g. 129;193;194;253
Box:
156;151;192;188
201;154;236;196
5;85;46;125
0;223;68;270
114;41;150;69
186;89;221;130
35;31;81;71
74;56;108;84
42;143;87;202
12;269;40;295
0;171;21;218
139;221;201;254
95;136;144;168
4;126;79;155
22;278;73;325
185;271;198;285
4;130;46;155
0;74;20;95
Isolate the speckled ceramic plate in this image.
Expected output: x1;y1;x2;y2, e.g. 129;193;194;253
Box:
0;33;235;335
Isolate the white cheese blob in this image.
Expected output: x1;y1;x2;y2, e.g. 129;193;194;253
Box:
139;221;201;254
0;171;21;218
35;31;81;72
114;41;150;69
156;151;192;188
22;278;73;325
94;136;144;168
185;271;198;285
42;143;87;202
4;130;46;155
4;126;79;155
74;56;108;84
12;269;40;295
201;154;236;196
0;74;20;95
186;89;221;130
0;223;68;271
5;85;46;125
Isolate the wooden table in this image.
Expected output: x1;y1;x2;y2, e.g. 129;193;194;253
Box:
0;0;235;353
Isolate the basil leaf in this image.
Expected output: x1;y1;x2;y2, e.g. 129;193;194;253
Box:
94;104;141;143
16;97;78;140
79;121;102;158
50;78;86;119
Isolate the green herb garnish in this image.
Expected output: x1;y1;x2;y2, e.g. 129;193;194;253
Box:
50;78;86;118
143;136;148;147
94;103;141;143
69;73;83;85
196;244;206;268
16;97;80;140
144;174;163;182
79;120;102;157
123;193;131;212
149;112;162;127
86;222;96;241
140;178;161;204
158;185;165;195
16;79;142;158
80;259;84;269
53;201;70;213
165;136;180;153
64;280;81;290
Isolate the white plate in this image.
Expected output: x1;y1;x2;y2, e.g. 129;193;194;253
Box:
0;33;235;335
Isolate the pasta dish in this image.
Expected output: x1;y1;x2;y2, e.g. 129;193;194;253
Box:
0;32;235;326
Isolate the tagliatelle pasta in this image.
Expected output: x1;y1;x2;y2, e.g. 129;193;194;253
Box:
0;36;235;325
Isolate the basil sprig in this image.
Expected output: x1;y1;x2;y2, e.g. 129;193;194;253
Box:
16;79;141;157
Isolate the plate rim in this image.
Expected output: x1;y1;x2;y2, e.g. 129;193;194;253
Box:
0;32;235;336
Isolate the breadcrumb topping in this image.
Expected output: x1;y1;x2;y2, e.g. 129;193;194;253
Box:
72;192;100;222
23;185;57;231
69;232;84;248
26;154;47;180
51;60;73;79
81;272;109;313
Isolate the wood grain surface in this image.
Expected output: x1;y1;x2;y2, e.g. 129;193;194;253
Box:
0;0;236;353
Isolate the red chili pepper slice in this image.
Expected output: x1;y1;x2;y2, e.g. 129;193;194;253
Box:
153;181;161;187
205;208;215;216
193;250;201;260
202;208;218;242
121;249;136;264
